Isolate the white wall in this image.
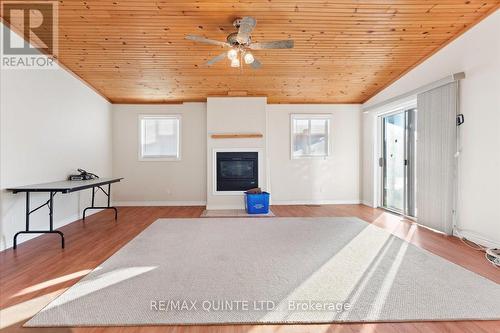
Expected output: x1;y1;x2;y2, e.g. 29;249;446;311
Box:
267;104;362;204
361;112;376;207
362;11;500;246
0;25;112;250
112;100;362;208
206;97;267;210
112;103;207;205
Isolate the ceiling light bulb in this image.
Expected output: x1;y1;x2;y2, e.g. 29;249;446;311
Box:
227;49;238;60
231;58;240;68
244;52;255;64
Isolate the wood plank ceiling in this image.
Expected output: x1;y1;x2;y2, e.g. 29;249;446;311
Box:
2;1;499;104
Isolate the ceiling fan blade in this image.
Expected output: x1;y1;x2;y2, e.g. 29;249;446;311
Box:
250;58;262;69
205;52;227;66
236;16;257;44
185;35;229;48
249;40;294;50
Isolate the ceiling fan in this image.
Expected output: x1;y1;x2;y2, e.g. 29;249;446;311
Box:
185;17;294;69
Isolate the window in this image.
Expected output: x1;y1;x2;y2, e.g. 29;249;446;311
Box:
291;114;330;159
139;115;181;160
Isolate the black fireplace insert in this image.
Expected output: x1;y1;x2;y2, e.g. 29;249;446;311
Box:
216;152;258;191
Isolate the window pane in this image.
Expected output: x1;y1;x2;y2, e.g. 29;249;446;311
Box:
141;117;179;158
294;119;309;133
310;119;327;134
383;112;405;212
309;119;328;156
292;117;329;158
293;119;310;156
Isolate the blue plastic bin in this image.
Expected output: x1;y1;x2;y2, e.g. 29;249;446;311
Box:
245;191;270;214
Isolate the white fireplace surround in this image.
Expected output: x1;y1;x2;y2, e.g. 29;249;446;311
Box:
212;148;265;196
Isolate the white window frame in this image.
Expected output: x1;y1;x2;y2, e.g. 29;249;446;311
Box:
290;114;331;159
138;114;181;161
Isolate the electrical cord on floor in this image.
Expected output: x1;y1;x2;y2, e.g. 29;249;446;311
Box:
460;237;487;251
459;237;499;268
455;228;499;268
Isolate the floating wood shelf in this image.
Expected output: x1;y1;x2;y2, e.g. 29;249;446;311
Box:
211;133;263;139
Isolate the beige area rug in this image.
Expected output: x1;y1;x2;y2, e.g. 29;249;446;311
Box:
26;217;500;327
200;209;274;217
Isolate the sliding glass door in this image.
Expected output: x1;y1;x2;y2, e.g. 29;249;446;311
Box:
381;108;417;217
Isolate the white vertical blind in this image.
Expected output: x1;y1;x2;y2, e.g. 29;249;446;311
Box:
416;82;458;234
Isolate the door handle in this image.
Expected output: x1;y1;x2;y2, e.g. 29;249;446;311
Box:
378;157;384;167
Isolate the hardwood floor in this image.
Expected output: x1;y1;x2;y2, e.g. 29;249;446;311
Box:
1;205;498;333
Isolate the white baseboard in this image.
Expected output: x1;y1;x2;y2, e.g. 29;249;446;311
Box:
270;199;361;205
1;209;102;251
361;200;376;208
113;201;206;207
114;200;362;208
453;229;500;249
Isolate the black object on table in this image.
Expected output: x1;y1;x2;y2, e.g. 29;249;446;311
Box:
7;177;123;249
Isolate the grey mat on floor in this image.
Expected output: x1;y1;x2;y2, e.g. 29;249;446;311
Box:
26;217;500;327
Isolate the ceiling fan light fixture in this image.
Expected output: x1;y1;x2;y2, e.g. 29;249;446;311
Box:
227;49;238;60
244;52;255;64
230;58;240;68
186;16;294;70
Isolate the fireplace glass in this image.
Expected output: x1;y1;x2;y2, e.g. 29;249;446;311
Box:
216;152;258;191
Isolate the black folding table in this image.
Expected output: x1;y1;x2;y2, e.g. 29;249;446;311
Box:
7;177;123;249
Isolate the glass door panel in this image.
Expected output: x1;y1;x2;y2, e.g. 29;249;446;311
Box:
383;112;406;212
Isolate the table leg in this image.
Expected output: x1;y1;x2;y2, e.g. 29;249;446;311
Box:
13;191;64;250
83;184;118;221
49;191;54;231
26;192;30;231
